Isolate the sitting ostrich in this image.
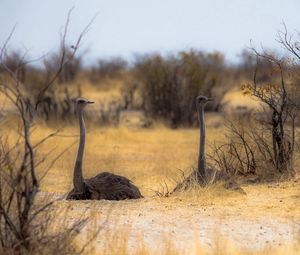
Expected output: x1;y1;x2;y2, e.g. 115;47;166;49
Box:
196;96;245;192
173;95;245;193
67;97;142;200
196;95;214;182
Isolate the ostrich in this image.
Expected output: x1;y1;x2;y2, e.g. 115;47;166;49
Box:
67;97;142;200
195;96;246;192
196;95;214;182
172;95;245;193
171;95;213;191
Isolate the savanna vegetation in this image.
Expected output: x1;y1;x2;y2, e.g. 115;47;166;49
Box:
0;9;300;255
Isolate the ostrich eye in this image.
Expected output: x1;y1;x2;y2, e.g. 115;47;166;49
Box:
78;100;85;104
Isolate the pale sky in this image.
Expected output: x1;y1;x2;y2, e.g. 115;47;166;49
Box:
1;0;299;64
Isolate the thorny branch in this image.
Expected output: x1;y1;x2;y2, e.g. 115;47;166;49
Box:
0;8;95;252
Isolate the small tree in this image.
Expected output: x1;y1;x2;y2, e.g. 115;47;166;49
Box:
245;24;300;173
211;23;300;177
0;9;94;253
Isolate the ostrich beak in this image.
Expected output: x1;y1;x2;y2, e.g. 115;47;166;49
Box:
87;100;94;104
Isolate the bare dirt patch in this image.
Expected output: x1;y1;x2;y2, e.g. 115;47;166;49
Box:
47;181;300;254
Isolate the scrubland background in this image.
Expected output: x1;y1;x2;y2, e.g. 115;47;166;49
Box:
1;23;300;255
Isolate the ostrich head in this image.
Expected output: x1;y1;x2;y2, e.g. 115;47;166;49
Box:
196;96;214;107
75;97;94;110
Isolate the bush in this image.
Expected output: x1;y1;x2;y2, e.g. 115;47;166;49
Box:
0;134;87;254
44;48;83;84
134;50;224;126
89;57;128;83
208;24;300;178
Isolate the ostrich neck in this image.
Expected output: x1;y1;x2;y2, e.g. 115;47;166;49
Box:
197;104;206;179
73;107;85;192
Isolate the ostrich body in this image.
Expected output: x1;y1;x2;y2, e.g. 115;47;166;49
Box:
67;97;142;200
173;95;245;193
172;95;214;191
196;96;245;193
196;95;214;181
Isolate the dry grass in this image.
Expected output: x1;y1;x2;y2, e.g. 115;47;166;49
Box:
79;232;300;255
221;87;263;114
61;78;125;103
1;113;300;254
28;120;223;196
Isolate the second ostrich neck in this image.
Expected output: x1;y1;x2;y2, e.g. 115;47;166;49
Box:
198;104;206;179
73;107;86;192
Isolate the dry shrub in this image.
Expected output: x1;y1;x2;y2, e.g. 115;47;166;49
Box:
134;50;224;127
88;57;128;83
209;24;300;180
0;132;89;255
208;101;298;180
44;48;83;84
208;120;283;179
0;8;96;254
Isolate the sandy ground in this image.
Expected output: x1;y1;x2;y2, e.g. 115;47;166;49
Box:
46;182;300;254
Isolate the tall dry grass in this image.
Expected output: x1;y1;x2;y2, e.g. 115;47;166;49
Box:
1;114;300;254
74;225;300;255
